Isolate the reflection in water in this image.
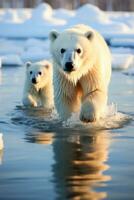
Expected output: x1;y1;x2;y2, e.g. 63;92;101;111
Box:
0;150;3;165
52;131;111;200
26;130;111;200
13;106;54;121
0;133;4;150
0;69;2;85
0;134;4;165
26;132;54;145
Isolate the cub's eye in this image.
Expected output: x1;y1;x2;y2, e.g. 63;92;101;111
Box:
30;71;32;74
38;71;42;75
60;48;66;54
76;48;81;54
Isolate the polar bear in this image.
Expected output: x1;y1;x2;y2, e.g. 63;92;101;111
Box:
22;60;54;109
49;24;111;122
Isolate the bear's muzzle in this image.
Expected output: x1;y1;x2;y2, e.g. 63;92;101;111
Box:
64;62;75;72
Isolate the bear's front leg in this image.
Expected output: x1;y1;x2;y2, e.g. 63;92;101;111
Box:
55;96;72;120
54;75;80;120
40;85;54;110
80;90;107;122
23;94;37;107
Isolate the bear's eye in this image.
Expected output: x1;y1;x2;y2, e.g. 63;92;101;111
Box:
38;71;42;75
76;48;81;54
60;48;66;54
30;71;32;75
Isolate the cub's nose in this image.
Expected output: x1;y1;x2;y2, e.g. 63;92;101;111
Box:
65;62;74;72
32;78;37;84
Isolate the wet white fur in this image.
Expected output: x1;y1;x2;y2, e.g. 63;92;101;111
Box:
49;24;111;121
22;60;54;109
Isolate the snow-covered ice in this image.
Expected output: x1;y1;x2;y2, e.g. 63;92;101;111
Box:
1;54;23;66
124;67;134;76
25;38;50;50
21;46;50;62
112;54;134;70
0;2;134;72
53;8;75;21
110;38;134;48
0;39;23;55
0;3;134;38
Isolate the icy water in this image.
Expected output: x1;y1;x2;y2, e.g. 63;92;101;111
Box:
0;65;134;200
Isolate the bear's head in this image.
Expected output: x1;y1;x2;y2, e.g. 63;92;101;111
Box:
25;61;51;89
49;28;95;78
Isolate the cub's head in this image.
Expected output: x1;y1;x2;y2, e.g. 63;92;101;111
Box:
25;61;52;88
49;29;94;76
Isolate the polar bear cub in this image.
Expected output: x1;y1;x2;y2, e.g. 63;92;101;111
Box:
49;24;111;122
22;60;54;109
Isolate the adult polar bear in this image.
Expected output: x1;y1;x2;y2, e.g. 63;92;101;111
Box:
49;24;111;122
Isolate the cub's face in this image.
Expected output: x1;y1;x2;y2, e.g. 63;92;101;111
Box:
26;62;50;87
49;30;94;74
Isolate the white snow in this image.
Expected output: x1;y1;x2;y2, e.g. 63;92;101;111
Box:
0;8;31;23
0;39;23;55
66;4;130;35
110;38;134;48
1;54;23;66
0;2;134;71
108;11;134;29
110;47;134;54
25;38;50;50
21;46;50;62
25;3;65;26
124;67;134;76
53;8;75;20
0;3;134;38
112;54;134;70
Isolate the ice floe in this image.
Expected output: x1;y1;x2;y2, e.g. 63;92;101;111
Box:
0;3;134;71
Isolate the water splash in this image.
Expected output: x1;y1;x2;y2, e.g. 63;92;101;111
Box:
62;103;131;130
11;103;132;132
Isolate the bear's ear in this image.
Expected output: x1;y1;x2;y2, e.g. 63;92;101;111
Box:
85;31;94;40
25;61;32;68
49;30;59;42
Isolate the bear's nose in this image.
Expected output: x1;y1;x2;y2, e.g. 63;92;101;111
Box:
32;78;37;84
65;62;74;72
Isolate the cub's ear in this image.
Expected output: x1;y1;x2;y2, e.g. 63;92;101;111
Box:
25;61;32;68
45;64;50;69
45;62;52;69
49;30;59;42
85;31;94;40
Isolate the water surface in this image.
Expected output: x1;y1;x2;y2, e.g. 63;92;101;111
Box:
0;66;134;200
